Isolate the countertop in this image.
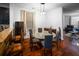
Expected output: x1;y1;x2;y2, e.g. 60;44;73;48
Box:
0;28;12;43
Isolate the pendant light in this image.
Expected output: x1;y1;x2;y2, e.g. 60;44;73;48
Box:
40;3;46;14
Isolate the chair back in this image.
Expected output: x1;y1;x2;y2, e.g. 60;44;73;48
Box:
15;22;24;35
55;27;61;49
44;28;56;34
58;27;61;40
29;29;32;35
12;22;24;43
29;29;33;51
38;28;42;33
43;35;53;56
44;35;53;49
29;29;33;42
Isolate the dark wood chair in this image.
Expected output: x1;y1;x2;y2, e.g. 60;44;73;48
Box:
44;28;56;34
29;29;43;51
14;22;24;43
7;22;24;56
12;30;24;44
38;28;42;33
7;43;22;56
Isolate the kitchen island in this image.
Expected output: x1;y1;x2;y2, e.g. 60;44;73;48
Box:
0;28;12;55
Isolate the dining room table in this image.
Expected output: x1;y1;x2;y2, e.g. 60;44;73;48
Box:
33;31;56;46
34;31;56;39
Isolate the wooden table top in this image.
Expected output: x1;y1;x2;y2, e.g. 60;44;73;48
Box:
0;28;12;43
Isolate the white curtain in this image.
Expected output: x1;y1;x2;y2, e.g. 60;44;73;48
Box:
20;10;35;35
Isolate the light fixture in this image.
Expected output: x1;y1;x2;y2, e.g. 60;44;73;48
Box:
40;3;46;14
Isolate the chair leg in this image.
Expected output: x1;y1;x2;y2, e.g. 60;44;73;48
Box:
43;49;52;56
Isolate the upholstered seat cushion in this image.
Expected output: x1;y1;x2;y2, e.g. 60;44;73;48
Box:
15;35;21;41
12;43;22;52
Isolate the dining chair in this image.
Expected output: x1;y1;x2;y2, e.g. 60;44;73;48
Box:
38;28;42;33
7;22;24;56
57;27;61;49
43;35;53;56
52;27;61;50
51;27;63;56
29;29;33;51
29;29;39;51
29;29;43;51
10;22;24;44
6;43;23;56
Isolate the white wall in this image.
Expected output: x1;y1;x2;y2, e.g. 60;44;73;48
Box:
46;8;62;28
45;7;63;40
10;3;34;29
10;3;46;31
10;4;21;29
62;16;70;29
64;9;79;28
34;12;46;31
71;16;79;28
10;4;14;29
10;4;63;40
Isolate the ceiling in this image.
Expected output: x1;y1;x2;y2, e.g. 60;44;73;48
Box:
9;3;79;13
63;3;79;13
17;3;79;13
0;3;79;14
0;3;9;8
28;3;72;12
14;3;72;12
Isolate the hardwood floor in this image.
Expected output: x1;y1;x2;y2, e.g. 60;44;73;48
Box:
63;36;79;56
7;36;79;56
22;36;79;56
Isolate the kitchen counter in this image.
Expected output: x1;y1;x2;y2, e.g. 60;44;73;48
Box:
0;28;12;55
0;28;12;43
